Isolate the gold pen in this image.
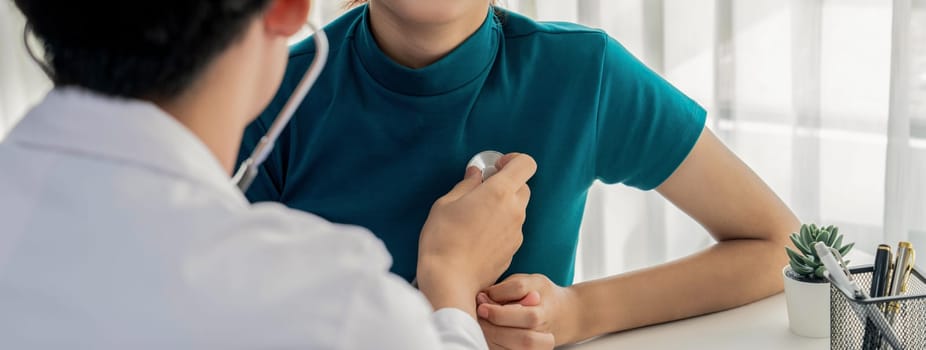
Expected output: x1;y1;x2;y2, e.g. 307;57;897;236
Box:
882;243;915;347
881;242;914;350
898;242;915;292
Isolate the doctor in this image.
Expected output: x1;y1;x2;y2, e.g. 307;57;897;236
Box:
0;0;537;349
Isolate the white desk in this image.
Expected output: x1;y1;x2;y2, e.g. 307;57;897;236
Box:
561;293;827;350
564;251;873;350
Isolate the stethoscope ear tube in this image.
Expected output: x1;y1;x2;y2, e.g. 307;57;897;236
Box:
232;158;258;192
233;23;330;193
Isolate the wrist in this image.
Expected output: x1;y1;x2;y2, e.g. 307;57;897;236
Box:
561;282;603;344
556;285;587;345
417;260;481;319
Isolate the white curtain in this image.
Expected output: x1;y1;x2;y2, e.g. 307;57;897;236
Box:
0;2;50;139
3;1;924;283
548;0;926;282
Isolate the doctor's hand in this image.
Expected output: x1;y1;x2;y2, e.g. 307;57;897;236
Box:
416;153;537;318
476;274;582;349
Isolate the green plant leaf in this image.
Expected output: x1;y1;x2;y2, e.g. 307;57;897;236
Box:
814;265;827;279
790;235;813;256
818;230;831;247
800;226;812;250
787;247;816;267
839;242;855;256
833;235;844;251
826;227;838;246
786;247;804;263
790;260;814;276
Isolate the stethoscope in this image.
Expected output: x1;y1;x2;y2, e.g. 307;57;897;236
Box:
467;150;503;181
233;23;329;192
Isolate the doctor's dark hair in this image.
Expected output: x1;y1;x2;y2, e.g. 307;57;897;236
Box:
13;0;273;99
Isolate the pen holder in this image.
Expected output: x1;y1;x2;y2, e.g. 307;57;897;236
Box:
830;265;926;350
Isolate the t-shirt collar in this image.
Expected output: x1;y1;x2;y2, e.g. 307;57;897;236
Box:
352;5;500;96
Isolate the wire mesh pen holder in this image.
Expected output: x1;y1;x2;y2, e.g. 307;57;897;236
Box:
830;265;926;350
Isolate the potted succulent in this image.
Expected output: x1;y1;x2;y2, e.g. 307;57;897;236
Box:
783;224;854;338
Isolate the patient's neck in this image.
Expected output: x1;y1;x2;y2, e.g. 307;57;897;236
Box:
368;1;489;68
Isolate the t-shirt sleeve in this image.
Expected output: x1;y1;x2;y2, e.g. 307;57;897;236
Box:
594;36;707;190
237;113;287;202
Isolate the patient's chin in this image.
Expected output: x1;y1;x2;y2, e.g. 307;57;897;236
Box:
375;0;488;26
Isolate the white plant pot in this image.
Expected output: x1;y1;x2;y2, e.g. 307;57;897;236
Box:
783;265;830;338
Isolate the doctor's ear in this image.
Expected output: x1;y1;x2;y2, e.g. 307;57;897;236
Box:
263;0;312;36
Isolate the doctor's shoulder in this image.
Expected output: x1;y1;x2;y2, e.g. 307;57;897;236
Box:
190;201;394;279
181;202;444;348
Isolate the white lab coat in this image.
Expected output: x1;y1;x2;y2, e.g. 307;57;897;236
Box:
0;88;487;349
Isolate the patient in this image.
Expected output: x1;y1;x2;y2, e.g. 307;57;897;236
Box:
239;0;801;347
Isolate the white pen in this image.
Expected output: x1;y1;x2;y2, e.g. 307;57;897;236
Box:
814;242;867;299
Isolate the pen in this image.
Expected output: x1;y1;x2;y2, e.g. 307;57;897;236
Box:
882;242;915;350
814;242;866;299
888;242;914;300
863;244;892;350
871;245;893;297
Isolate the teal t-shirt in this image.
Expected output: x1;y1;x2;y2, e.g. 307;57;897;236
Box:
239;5;706;286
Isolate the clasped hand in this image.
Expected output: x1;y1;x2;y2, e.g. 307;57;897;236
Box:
476;274;580;350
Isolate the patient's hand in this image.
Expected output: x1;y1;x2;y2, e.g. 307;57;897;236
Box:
477;274;581;349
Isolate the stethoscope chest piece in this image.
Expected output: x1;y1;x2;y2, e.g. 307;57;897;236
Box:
467;151;504;181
